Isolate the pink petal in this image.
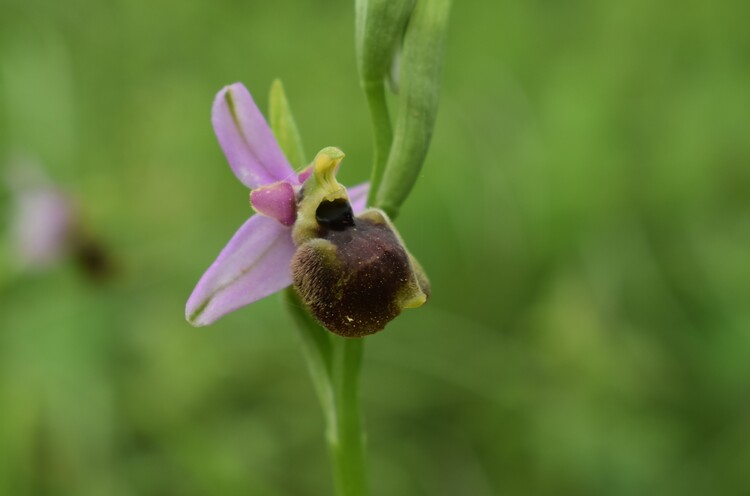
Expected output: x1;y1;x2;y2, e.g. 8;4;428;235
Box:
297;165;313;183
347;182;370;214
186;215;296;326
250;180;297;226
212;83;297;189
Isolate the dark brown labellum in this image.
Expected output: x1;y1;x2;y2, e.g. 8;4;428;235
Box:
291;209;428;337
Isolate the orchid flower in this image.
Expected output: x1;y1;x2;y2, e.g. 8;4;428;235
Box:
6;161;75;268
185;83;369;327
11;184;75;269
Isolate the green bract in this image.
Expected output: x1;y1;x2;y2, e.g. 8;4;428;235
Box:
269;80;306;169
355;0;416;87
376;0;451;219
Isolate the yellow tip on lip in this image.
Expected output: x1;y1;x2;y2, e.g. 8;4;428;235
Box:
311;147;347;201
402;290;427;309
314;147;345;176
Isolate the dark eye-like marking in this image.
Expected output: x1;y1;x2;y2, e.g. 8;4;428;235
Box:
316;199;355;230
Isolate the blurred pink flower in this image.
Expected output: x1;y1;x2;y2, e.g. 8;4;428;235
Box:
7;163;76;269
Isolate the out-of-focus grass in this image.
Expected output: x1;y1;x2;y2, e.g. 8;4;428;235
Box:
1;0;749;495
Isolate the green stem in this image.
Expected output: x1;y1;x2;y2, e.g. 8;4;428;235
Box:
363;81;393;207
329;338;368;496
284;290;368;496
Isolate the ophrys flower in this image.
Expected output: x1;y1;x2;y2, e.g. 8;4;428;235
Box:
186;83;429;336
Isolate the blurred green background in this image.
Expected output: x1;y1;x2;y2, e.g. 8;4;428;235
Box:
1;0;750;494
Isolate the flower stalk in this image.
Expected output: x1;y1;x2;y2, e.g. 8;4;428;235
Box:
329;337;367;496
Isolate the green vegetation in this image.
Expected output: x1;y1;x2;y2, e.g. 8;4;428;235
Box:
1;0;749;494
